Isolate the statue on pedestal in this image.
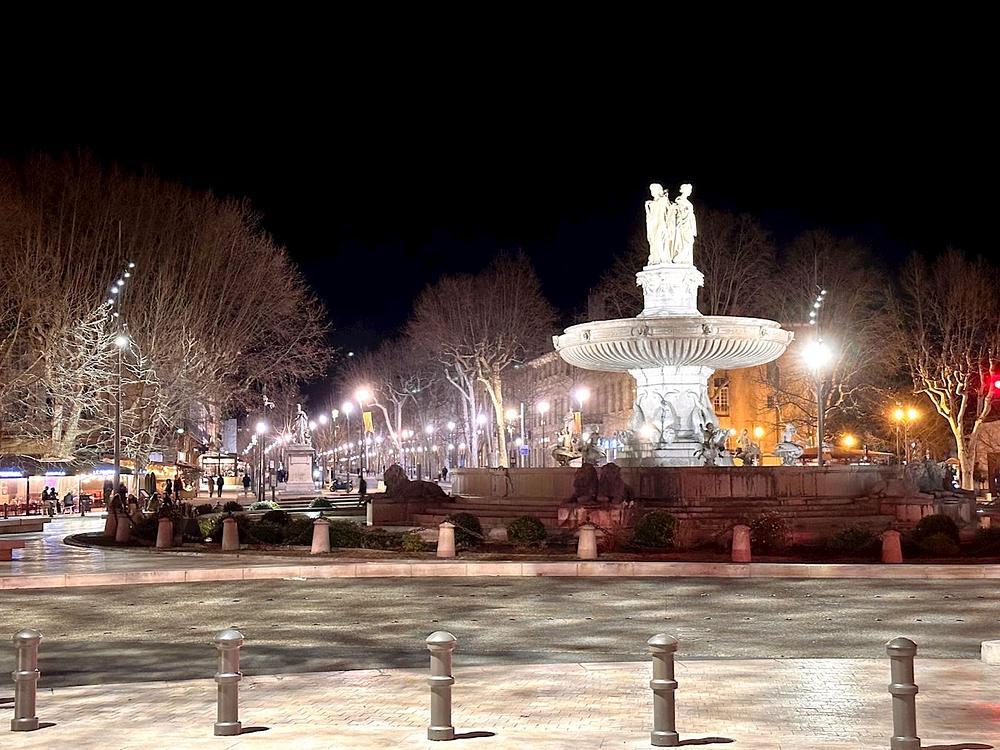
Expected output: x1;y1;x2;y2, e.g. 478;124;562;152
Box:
292;403;311;446
775;422;804;466
671;184;697;264
645;183;675;266
736;428;762;466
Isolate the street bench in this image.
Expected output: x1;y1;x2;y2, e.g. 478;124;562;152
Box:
0;539;26;561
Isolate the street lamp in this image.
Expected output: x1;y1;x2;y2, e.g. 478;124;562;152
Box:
354;387;371;475
574;387;591;411
341;401;354;469
802;339;833;467
255;420;267;502
891;406;920;463
537;400;550;468
113;334;129;492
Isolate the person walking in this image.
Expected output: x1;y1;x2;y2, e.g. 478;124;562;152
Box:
216;474;224;498
208;475;214;498
242;472;252;496
358;470;367;509
63;491;74;515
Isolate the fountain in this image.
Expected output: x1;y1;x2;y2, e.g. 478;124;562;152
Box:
553;183;793;466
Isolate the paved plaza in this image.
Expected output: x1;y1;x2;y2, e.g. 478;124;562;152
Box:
2;659;998;748
3;518;1000;747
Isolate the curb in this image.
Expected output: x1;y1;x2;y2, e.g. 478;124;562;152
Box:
5;559;1000;590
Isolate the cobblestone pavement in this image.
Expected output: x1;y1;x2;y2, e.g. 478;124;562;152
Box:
2;575;999;686
2;659;998;749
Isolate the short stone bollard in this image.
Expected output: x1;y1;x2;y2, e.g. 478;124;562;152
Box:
886;636;919;750
366;498;374;527
114;512;131;544
214;629;244;736
11;628;42;731
647;633;679;747
436;521;456;558
577;523;598;560
882;530;903;564
311;518;331;554
426;631;457;740
155;517;173;549
731;524;751;563
221;517;240;552
103;511;118;538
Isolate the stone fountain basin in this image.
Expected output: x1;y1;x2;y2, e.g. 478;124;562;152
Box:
554;315;793;371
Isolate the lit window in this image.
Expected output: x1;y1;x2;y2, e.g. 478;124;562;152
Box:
712;377;730;416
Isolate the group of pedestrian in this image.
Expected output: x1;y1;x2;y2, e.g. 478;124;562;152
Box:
206;474;225;498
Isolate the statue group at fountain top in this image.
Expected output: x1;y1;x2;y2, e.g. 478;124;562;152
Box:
645;183;697;266
551;426;606;467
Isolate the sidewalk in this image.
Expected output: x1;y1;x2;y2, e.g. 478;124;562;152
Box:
2;658;998;749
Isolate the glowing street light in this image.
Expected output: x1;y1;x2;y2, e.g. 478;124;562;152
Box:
319;414;328;425
753;425;766;440
891;405;921;463
802;339;834;466
842;434;857;448
574;387;591;410
536;401;551;468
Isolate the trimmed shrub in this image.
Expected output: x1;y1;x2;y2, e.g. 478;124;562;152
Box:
917;532;960;557
260;509;291;526
223;500;244;513
197;514;220;538
249;520;284;545
282;514;314;545
206;513;249;543
632;511;678;548
310;497;333;509
362;528;404;550
914;514;960;544
749;511;790;553
826;526;879;556
249;499;280;511
131;514;159;542
507;516;548;545
195;503;215;516
446;512;484;547
328;519;364;548
971;527;1000;556
401;531;427;554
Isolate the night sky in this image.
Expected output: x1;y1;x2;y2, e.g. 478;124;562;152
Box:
3;50;994;391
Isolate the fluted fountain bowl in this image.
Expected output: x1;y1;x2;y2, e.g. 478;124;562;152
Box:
554;315;793;372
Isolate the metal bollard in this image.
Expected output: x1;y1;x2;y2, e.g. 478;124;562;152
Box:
11;629;42;731
213;629;244;736
426;631;457;740
886;637;919;750
648;634;679;747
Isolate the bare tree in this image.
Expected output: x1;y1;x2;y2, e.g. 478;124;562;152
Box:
410;253;555;467
0;153;330;468
893;249;1000;488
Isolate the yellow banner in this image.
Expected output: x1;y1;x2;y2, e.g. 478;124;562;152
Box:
573;411;583;436
362;411;374;433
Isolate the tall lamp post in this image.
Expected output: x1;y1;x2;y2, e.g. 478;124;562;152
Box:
537;400;550;468
341;401;354;472
892;406;920;463
255;420;267;502
354;387;371;476
113;334;129;492
802;339;834;467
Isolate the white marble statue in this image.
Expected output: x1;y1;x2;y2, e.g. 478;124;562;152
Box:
781;422;797;444
293;403;311;445
775;422;804;466
671;184;696;264
645;183;675;265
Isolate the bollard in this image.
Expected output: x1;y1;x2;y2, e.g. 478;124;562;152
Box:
104;511;118;538
426;631;457;740
114;512;131;544
882;530;903;564
436;521;456;558
577;523;598;560
11;629;42;731
221;517;240;551
311;518;331;554
155;517;173;549
214;629;244;736
731;524;751;563
886;637;919;750
647;634;679;747
366;498;373;527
